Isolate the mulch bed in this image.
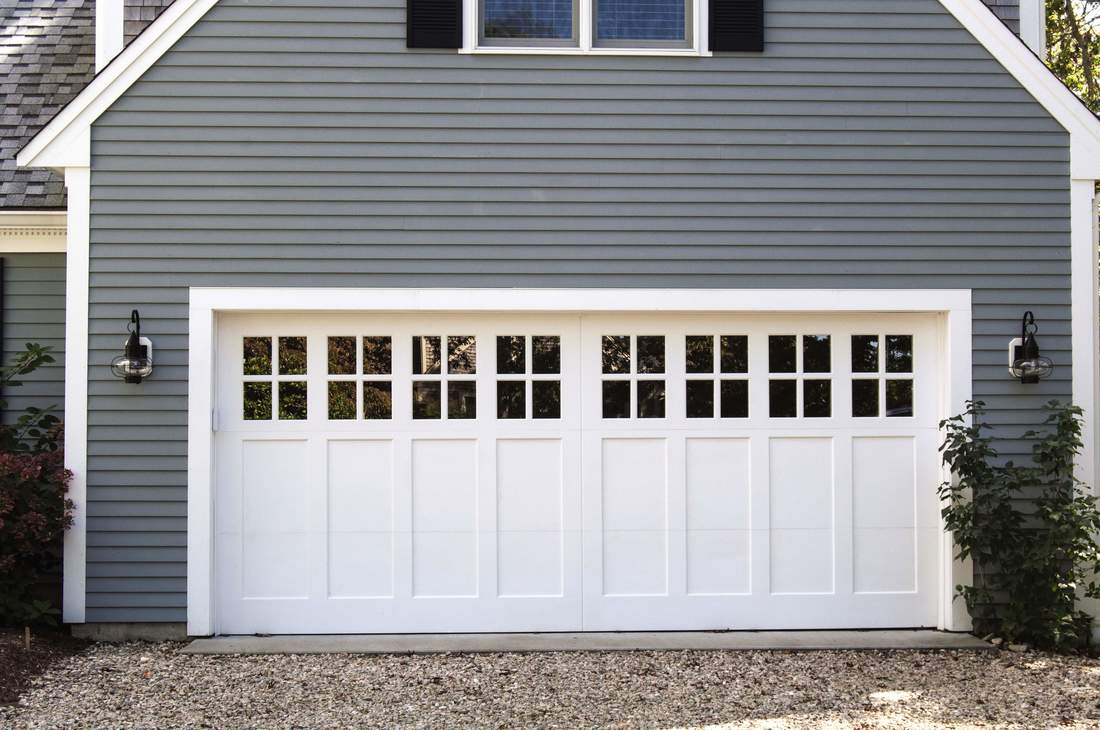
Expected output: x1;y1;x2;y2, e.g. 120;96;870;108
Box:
0;627;89;705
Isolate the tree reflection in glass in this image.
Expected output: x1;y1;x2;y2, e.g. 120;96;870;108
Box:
602;335;630;374
448;336;477;375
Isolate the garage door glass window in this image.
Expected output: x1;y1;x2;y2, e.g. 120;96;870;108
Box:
327;336;393;420
768;335;831;419
685;334;748;419
413;335;477;419
602;335;665;419
243;336;307;421
496;335;562;419
851;334;914;418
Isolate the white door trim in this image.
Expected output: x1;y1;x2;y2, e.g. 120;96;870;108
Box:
186;287;973;636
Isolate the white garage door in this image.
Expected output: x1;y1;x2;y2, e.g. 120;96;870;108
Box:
213;311;941;635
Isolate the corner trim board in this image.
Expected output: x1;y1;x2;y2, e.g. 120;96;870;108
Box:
185;287;973;636
62;165;90;624
1071;179;1099;492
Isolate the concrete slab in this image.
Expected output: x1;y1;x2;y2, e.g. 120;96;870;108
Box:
183;630;991;655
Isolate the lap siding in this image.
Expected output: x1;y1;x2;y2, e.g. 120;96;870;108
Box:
85;0;1073;623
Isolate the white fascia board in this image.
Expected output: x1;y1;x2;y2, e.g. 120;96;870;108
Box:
0;210;67;221
939;0;1100;179
15;0;1100;176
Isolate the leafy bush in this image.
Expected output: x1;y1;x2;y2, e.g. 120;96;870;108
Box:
0;344;71;626
940;400;1100;650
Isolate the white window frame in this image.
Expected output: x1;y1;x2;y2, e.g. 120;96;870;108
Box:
461;0;709;55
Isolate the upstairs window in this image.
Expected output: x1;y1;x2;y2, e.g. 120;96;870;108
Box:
595;0;688;47
409;0;763;54
477;0;692;51
481;0;576;45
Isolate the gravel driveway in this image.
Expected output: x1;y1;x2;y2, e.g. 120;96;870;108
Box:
2;642;1099;728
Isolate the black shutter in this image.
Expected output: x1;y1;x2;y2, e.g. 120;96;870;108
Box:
407;0;462;49
709;0;763;52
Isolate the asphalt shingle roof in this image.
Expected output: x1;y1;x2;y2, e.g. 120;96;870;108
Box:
1;0;94;209
0;0;172;210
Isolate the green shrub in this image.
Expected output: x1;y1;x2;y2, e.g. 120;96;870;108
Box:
939;400;1100;650
0;344;71;626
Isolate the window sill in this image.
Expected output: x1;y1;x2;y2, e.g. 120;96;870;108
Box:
461;46;710;57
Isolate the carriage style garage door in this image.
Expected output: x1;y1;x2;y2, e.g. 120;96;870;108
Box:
213;311;942;635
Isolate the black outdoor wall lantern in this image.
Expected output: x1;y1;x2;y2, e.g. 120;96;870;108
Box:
1008;310;1053;384
110;309;154;384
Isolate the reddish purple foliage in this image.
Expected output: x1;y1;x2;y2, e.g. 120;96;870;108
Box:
0;429;72;624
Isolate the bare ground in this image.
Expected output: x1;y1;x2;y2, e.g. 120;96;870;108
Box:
3;642;1099;728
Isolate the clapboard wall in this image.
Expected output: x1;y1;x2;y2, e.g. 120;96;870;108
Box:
85;0;1072;622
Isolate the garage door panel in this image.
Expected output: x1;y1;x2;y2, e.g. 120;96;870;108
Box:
684;438;751;532
496;438;564;598
239;439;311;600
214;311;942;634
496;439;563;533
853;528;917;594
241;439;309;534
602;530;669;597
497;532;563;598
325;439;396;599
684;437;752;596
327;440;395;533
767;436;835;595
852;436;915;529
768;437;833;531
685;530;751;596
410;439;477;533
410;438;478;598
770;528;834;595
242;532;311;600
329;531;394;599
412;532;478;598
596;438;671;598
600;438;667;532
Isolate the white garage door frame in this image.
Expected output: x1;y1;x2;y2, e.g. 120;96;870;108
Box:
186;287;973;637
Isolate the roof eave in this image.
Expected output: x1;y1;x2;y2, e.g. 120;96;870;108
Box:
18;0;1100;179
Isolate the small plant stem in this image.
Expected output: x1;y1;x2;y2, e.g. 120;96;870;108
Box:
24;625;31;651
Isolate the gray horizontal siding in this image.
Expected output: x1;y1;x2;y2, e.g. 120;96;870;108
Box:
86;0;1073;623
981;0;1021;34
3;253;65;426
